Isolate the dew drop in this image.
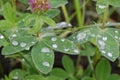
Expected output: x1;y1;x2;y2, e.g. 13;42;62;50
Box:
115;36;118;39
51;37;57;41
115;30;118;33
31;41;35;44
42;61;50;67
98;4;107;9
77;32;86;41
61;38;65;42
64;48;69;52
25;47;30;50
12;40;18;46
102;37;107;41
91;34;95;37
74;49;79;54
0;34;4;39
20;42;26;47
98;40;105;49
41;47;50;53
12;34;17;37
108;52;112;57
101;50;106;54
13;76;18;80
52;44;58;48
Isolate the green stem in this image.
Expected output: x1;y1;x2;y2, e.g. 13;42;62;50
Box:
101;7;109;29
87;56;96;80
76;55;81;68
61;6;70;23
82;0;86;25
74;0;83;28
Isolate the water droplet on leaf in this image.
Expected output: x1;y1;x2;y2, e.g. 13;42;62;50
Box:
98;40;105;49
61;38;65;42
12;40;18;46
52;44;58;48
51;37;57;41
77;32;86;41
98;4;107;9
115;36;118;39
73;49;79;54
64;48;69;52
0;34;4;39
20;42;26;47
115;30;118;33
12;34;17;38
108;52;112;57
102;37;107;41
41;47;50;53
42;61;50;67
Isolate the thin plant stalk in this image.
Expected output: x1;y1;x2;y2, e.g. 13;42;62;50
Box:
61;5;70;23
74;0;83;28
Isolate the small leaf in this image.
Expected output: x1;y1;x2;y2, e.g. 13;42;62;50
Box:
29;16;43;33
0;20;13;30
62;55;75;73
69;26;100;44
81;43;96;56
52;68;69;79
95;58;111;80
31;41;54;74
49;0;68;8
2;36;37;55
41;16;56;26
25;75;45;80
95;0;108;14
9;69;26;80
3;3;16;23
96;30;119;61
43;36;80;55
43;9;60;18
107;74;120;80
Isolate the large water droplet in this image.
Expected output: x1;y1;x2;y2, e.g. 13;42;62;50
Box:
42;61;50;67
41;47;50;53
20;42;26;47
0;34;4;39
98;4;107;9
77;32;86;41
12;40;18;46
52;44;58;48
51;37;57;41
108;52;112;57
